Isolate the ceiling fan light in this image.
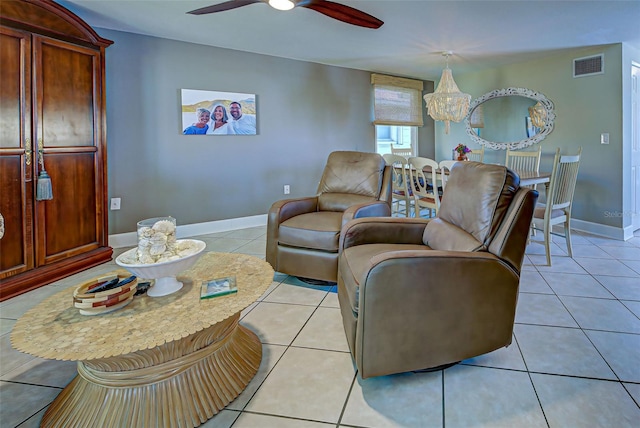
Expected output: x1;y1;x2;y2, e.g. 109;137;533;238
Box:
269;0;295;11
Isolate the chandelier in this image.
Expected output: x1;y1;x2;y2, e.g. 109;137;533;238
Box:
423;51;471;134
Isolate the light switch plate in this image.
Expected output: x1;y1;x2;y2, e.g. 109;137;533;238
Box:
601;133;609;144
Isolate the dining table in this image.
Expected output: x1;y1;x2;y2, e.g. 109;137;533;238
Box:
392;163;551;196
515;170;551;188
396;165;550;186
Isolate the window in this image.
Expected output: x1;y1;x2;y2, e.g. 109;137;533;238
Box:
371;73;423;156
375;125;417;155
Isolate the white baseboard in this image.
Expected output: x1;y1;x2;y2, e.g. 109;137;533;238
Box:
109;215;630;248
108;214;268;249
569;218;628;241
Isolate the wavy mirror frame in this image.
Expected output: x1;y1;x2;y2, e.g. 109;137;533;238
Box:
464;87;556;150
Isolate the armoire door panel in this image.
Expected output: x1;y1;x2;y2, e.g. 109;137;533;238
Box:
0;28;31;148
0;156;33;276
36;152;99;263
34;36;97;148
0;26;33;279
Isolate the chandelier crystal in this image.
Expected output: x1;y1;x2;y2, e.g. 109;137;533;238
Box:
423;52;471;134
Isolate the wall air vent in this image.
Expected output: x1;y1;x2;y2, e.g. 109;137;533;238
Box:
573;54;604;78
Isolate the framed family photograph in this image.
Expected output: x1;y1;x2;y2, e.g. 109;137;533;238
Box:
181;89;256;135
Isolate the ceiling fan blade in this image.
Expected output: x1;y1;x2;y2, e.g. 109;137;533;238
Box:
187;0;263;15
299;0;383;29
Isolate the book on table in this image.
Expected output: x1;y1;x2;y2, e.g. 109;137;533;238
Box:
200;276;237;299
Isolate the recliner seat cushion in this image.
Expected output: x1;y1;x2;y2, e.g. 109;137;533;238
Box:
318;193;378;212
340;243;431;313
279;211;343;252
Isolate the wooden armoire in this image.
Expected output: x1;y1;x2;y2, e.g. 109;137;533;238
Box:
0;0;113;301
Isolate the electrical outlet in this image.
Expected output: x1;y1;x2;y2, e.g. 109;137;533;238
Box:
601;132;609;144
110;197;121;210
283;185;290;195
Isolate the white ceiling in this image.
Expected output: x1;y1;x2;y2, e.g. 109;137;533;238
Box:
58;0;640;81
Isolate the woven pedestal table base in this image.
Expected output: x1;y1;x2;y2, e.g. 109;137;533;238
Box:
41;314;260;428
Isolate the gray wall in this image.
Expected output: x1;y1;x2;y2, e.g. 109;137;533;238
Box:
435;43;639;238
102;29;433;234
103;28;639;238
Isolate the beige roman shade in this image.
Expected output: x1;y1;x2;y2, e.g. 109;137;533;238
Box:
372;73;424;126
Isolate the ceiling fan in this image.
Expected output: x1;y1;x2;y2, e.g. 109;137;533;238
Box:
187;0;384;29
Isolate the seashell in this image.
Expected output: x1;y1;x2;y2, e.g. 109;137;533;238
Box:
157;254;180;263
134;218;200;264
177;248;196;258
149;243;166;256
150;234;167;245
139;253;155;264
176;240;196;252
152;220;176;234
159;250;173;259
138;237;153;248
121;253;137;264
139;226;155;238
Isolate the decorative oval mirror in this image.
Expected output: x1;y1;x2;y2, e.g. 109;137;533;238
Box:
464;87;555;150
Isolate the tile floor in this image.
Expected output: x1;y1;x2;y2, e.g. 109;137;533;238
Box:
1;226;639;427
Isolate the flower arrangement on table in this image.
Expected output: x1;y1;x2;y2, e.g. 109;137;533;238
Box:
454;144;472;161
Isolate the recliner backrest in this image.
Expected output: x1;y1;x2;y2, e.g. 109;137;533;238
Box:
317;151;387;212
488;186;538;271
423;162;520;251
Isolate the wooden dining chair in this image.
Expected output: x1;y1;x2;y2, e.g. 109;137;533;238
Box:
466;146;484;162
383;153;414;217
438;160;458;192
390;144;413;158
408;156;440;218
531;147;582;266
505;145;542;190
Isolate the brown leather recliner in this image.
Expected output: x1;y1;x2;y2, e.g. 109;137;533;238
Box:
337;161;538;378
266;151;392;283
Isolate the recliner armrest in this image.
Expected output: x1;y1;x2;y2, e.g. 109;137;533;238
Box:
340;217;430;251
269;196;319;224
343;200;392;224
266;196;319;267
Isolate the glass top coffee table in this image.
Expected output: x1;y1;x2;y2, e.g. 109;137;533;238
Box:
11;252;274;427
